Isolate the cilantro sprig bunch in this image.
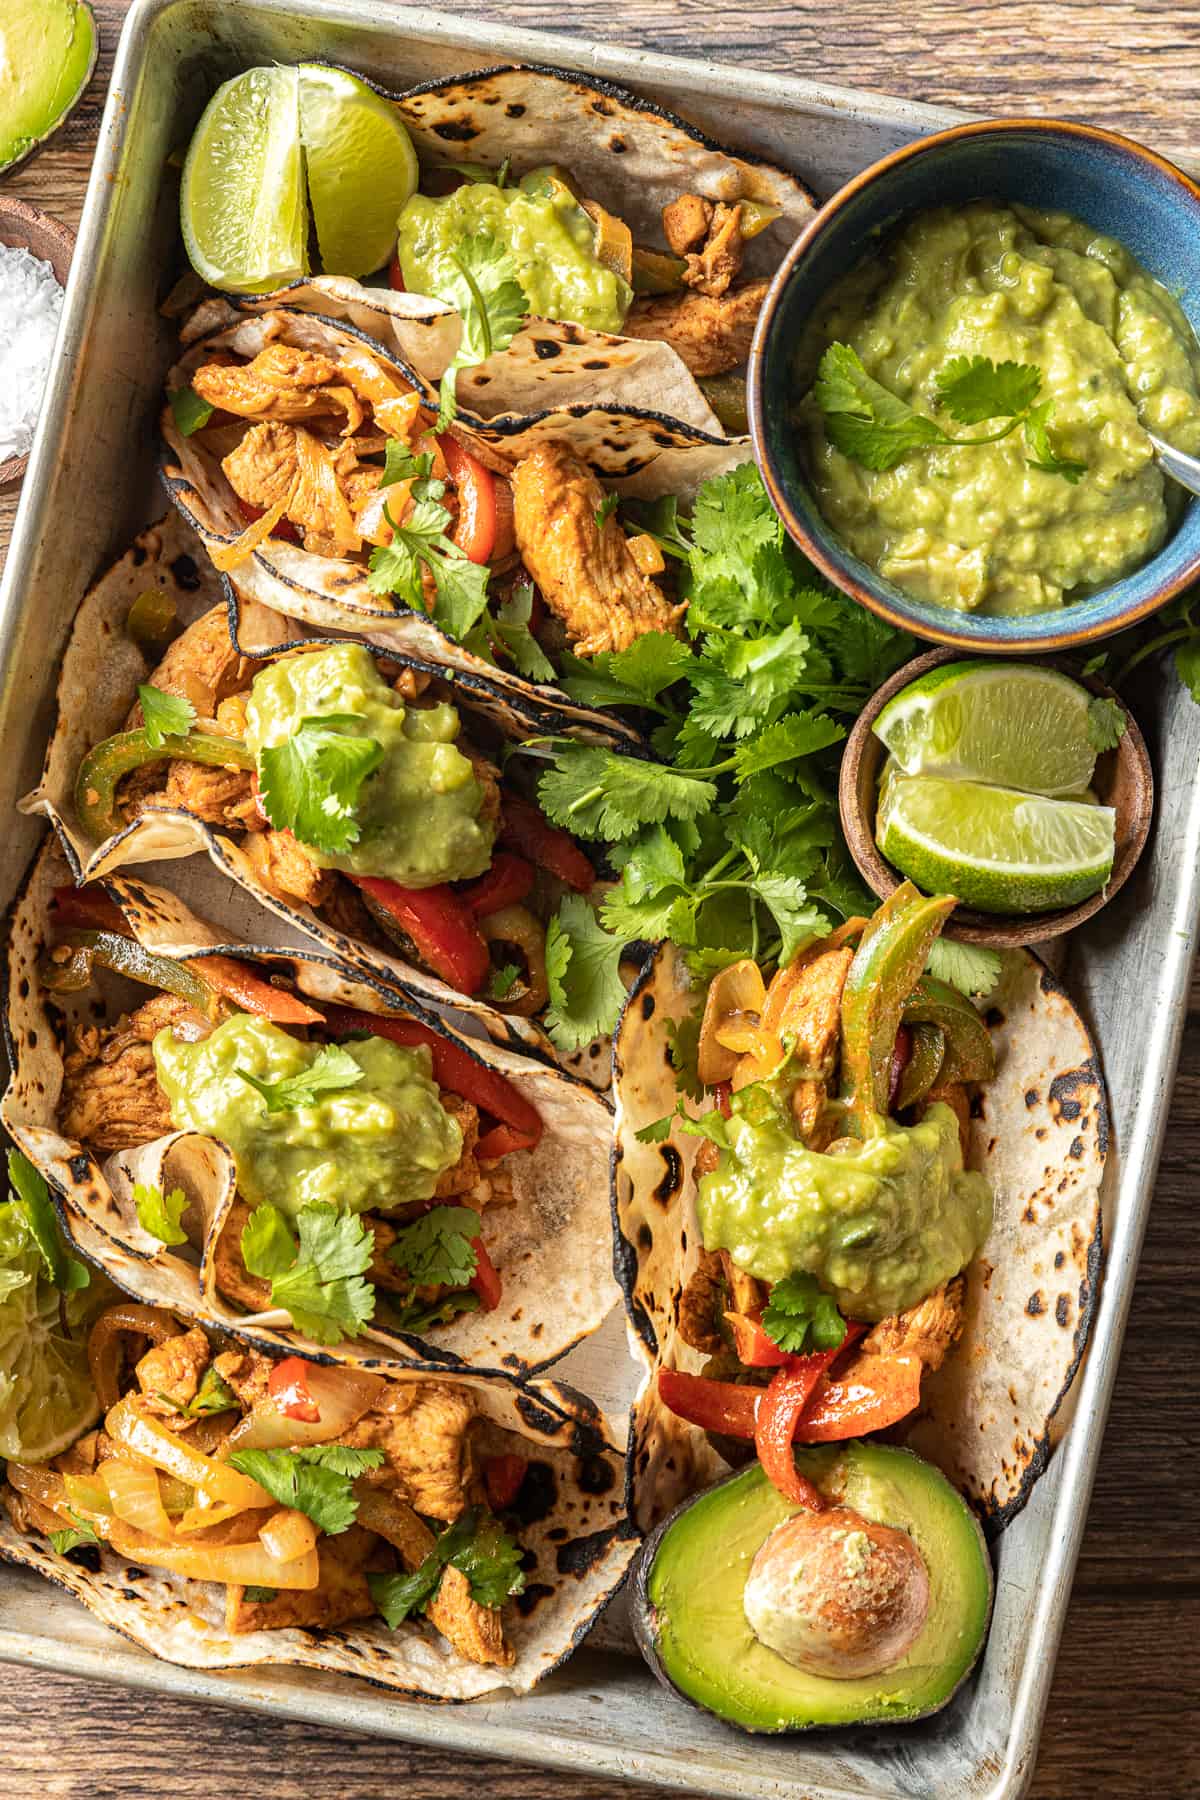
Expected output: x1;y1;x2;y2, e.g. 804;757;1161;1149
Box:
813;344;1087;482
533;464;918;1052
368;1505;526;1625
228;1444;386;1536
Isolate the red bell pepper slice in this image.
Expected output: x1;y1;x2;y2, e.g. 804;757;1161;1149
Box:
753;1329;864;1507
437;433;496;565
237;496;299;544
321;1006;543;1158
458;852;535;920
724;1312;790;1369
388;252;406;291
52;885;126;934
484;1453;528;1511
500;796;595;893
351;875;490;996
470;1236;503;1311
267;1356;321;1422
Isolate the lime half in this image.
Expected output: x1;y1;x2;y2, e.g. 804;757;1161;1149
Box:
181;65;308;293
299;65;418;278
875;661;1100;797
0;1202;102;1463
877;773;1115;914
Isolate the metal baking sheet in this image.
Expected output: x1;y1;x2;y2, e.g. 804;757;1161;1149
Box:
1;3;1196;1796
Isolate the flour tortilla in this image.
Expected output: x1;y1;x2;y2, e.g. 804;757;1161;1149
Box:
0;1361;636;1700
20;512;614;1071
4;834;620;1376
612;941;1107;1533
162;307;747;713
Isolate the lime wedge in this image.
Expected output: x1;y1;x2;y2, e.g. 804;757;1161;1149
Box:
0;1202;103;1462
181;65;308;294
874;661;1100;797
877;773;1115;914
298;65;418;278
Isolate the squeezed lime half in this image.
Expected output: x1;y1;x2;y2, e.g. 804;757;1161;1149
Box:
877;772;1115;914
874;661;1101;797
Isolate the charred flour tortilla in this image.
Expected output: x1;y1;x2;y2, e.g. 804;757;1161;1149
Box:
0;1362;636;1700
612;942;1106;1532
21;513;615;1070
4;836;619;1375
162;307;744;715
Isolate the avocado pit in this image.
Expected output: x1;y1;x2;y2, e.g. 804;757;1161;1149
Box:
743;1504;930;1680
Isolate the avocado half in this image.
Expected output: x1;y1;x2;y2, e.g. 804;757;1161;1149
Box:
0;1;98;176
632;1442;993;1733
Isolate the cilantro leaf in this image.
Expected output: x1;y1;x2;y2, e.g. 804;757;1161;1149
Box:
385;1206;478;1290
49;1510;101;1556
934;355;1042;424
1023;400;1088;483
241;1202;375;1346
666;1010;704;1102
169;384;213;437
433;232;528;428
537;743;716;841
559;633;692;714
751;876;831;966
236;1044;365;1115
622;492;695;562
689;624;813;739
8;1150;89;1292
488;962;521;1000
134;1181;188;1246
760;1272;846;1355
489;582;555;681
437;1506;527;1608
594;493;619;530
368;1559;443;1626
733;713;845;781
227;1445;385;1536
634;1115;674;1144
690;461;781;588
544;895;627;1054
138;684;196;748
380;1289;481;1334
926;937;1003;999
1086;694;1127;752
815;344;945;471
257;714;384;856
673;1108;732;1148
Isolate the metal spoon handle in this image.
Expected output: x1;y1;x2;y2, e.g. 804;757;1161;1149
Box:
1149;431;1200;500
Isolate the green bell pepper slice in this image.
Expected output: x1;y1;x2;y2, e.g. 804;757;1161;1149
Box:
839;881;957;1128
40;928;220;1018
895;1021;946;1111
901;974;997;1085
75;729;256;842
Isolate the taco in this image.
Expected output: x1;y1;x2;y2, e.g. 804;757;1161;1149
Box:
23;510;628;1072
161;305;745;720
611;885;1106;1531
0;1293;634;1697
4;834;618;1373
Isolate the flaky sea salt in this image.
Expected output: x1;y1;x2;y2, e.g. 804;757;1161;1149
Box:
0;243;65;463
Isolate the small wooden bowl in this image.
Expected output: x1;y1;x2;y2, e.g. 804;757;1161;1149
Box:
0;199;76;488
838;647;1154;948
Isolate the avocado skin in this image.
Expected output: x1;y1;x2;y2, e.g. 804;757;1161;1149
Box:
0;1;98;176
632;1442;993;1734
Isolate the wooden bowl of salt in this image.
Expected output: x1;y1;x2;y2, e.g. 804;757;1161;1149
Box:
0;198;75;488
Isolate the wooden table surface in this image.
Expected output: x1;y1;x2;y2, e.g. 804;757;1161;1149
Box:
2;3;1198;1794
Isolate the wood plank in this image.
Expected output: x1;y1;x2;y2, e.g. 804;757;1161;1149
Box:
1;5;1198;1797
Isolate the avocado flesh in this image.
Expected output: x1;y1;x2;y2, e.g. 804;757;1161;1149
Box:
0;0;96;172
645;1443;992;1732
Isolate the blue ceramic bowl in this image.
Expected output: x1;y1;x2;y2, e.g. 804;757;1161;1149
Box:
748;119;1200;651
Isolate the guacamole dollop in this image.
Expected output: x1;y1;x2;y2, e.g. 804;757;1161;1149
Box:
696;1101;993;1321
800;201;1200;615
395;181;631;334
244;643;496;886
153;1013;463;1219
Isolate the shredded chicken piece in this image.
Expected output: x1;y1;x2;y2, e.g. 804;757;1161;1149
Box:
59;995;208;1151
720;1250;767;1319
662;195;744;297
225;1524;383;1635
622;279;769;377
162;760;259;828
193;344;365;434
240;825;335;910
126;603;261;724
134;1326;210;1411
429;1563;514;1667
861;1276;966;1373
678;1248;726;1356
511;441;685;656
222;421;362;557
734;945;854;1142
340;1382;476;1522
461;741;502;834
211;1343;275;1411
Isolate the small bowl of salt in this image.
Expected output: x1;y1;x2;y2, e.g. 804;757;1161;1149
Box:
0;198;74;487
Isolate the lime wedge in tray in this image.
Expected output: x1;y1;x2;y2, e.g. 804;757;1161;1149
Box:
877;771;1115;914
298;64;419;280
0;1200;101;1463
874;661;1100;797
181;63;418;293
